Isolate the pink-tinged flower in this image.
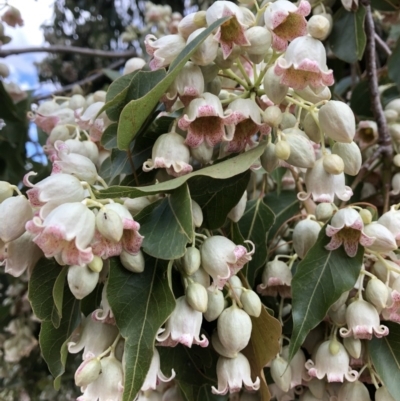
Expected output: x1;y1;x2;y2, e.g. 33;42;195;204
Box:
1;232;42;277
24;172;86;208
68;315;119;360
362;222;397;254
200;236;254;289
382;277;400;323
77;355;124;401
26;202;95;266
325;208;375;257
75;102;109;142
178;92;235;148
274;36;334;90
74;357;102;387
205;1;250;59
224;98;271;153
264;0;311;51
92;283;115;324
28;107;75;134
212;353;260;395
340;299;389;340
140;348;175;391
144;34;186;70
305;340;358;382
156;296;209;348
91;203;143;259
187;27;219;66
257;259;292;298
269;384;295;401
1;6;23;27
298;157;353;203
143;132;193;177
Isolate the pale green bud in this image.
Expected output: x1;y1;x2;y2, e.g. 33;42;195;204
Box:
303;112;320;143
270;356;292;392
322;153;344;175
120;250;145;273
260;142;279;173
293;219;321;259
332;141;362;176
279;112;297;130
263;67;288;105
67;265;99;300
307;15;331;40
263;105;282;127
240;289;262;317
0;181;13;203
343;337;362;359
275;140;291;160
88;255;103;273
182;247;201;276
315;202;334;221
96;207;123;242
74;357;102;387
204;287;224;322
186;281;208;313
365;277;389;311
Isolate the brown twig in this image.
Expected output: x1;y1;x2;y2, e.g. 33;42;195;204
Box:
0;45;137;58
362;0;393;212
374;32;392;56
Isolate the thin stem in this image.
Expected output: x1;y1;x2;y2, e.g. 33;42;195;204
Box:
222;69;250;90
374;33;392;56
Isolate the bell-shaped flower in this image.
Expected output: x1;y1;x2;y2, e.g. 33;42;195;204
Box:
274;36;334;90
224;98;270;153
340;299;389;340
24;171;86;209
187;27;219;66
264;0;311;51
141;348;175;391
257;259;292;298
75;102;109;142
375;386;396;401
68;315;119;360
76;355;124;401
51;140;99;185
75;357;102;387
143;132;192;177
362;222;397;254
156;296;208;348
305;339;358;382
297;157;353;203
269;384;295;401
1;6;23;27
338;380;372;401
205;1;250;59
91;203;143;259
282;346;308;389
378;208;400;245
0;195;33;243
325;208;375;257
64;139;99;165
26;202;95;266
178;92;236;148
293;219;321;259
1;232;42;277
212;353;260;395
200;235;254;289
144;33;186;70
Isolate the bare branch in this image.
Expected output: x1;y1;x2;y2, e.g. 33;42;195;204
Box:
374;32;392;57
0;45;137;58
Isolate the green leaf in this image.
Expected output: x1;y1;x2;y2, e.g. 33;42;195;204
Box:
107;256;176;401
51;266;68;328
389;39;400;90
0;81;23;122
102;68;122;81
264;191;299;242
350;80;374;119
370;322;400;401
371;0;400;11
329;8;366;63
116;16;229;150
189;171;250;230
238;199;275;287
29;258;61;321
288;229;364;361
135;184;193;259
271;167;287;195
95;141;268;199
101;122;118;150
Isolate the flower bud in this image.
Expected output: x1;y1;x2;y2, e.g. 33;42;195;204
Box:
186;281;208;313
182;247;201;276
123;197;151;216
366;278;389;311
211;331;238;358
227;191;247;223
217;304;252;355
280;112;297;130
319;101;355;143
332;142;362;176
204;287;225;322
359;208;372;225
331;291;349;312
315;202;334;221
284;132;316;168
0;62;9;78
96;207;124;242
307;15;331;40
329;303;347;325
245;26;272;58
263;106;282;127
120;249;145;273
68;94;86;111
48;125;73;144
178;11;207;39
293;219;321;259
363;223;397;253
270;356;292;392
229;275;243;299
191;200;203;227
88;256;103;273
190;141;214;164
240;289;262;317
384;109;398;123
343;336;362;359
295;86;332;104
375;386;396;401
67;265;99;300
123;57;146;75
303;112;321;143
308;378;325;399
190;267;210;288
263;67;288;105
74;357;102;387
275;140;291;160
261;142;280;173
338;381;371;401
323;153;344;175
394;154;400;167
0;181;13;203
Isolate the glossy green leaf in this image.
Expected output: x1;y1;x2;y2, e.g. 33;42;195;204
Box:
329;8;366;63
350;80;374;119
159;345;220;401
117;16;229;150
238;198;275;287
288;229;364;361
371;0;400;11
135;183;193;260
264;191;299;242
370;322;400;401
51;266;68;328
389;39;400;90
101;122;118;150
107;256;175;401
102;68;122;82
189;171;250;230
0;81;22;122
95;141;268;199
